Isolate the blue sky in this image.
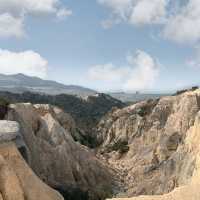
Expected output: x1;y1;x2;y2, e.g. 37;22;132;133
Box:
0;0;200;92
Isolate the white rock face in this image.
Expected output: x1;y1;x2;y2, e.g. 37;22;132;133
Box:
0;120;19;142
107;111;200;200
97;89;200;198
7;103;115;200
0;120;63;200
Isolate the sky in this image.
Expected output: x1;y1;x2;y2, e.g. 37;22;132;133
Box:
0;0;200;92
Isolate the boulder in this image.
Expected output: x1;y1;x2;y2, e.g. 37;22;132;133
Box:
0;142;64;200
0;121;19;143
7;103;115;200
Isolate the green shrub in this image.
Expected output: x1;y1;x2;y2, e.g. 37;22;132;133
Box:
0;97;10;119
0;97;9;107
92;185;113;200
107;140;129;154
173;86;199;96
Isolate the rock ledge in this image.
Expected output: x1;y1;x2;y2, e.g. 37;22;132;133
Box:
0;120;19;142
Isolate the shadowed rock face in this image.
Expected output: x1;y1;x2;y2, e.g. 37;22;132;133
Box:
0;106;7;120
7;103;115;200
54;186;89;200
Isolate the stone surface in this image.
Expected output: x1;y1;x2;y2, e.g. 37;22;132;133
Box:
96;89;200;198
107;110;200;200
2;89;200;200
7;103;115;200
0;120;19;142
0;91;125;147
0;142;64;200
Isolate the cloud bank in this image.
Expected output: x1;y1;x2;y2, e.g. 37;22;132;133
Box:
0;0;72;38
88;50;160;91
0;49;48;78
98;0;167;28
98;0;200;70
98;0;200;44
163;0;200;44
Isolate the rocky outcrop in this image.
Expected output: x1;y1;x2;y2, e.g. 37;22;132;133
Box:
107;110;200;200
0;91;125;147
2;88;200;200
0;121;19;142
0;120;64;200
7;103;115;200
96;89;200;198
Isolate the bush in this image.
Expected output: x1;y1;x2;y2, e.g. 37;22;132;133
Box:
0;97;10;119
92;185;113;200
107;140;129;154
191;86;199;91
0;97;9;107
137;99;159;117
173;86;199;96
174;89;188;96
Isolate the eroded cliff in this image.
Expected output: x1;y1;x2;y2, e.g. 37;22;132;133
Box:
0;120;64;200
94;89;200;199
107;109;200;200
6;103;115;200
1;89;200;200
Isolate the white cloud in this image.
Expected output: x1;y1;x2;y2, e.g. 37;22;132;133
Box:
88;50;160;91
163;0;200;44
187;46;200;69
124;50;160;91
0;13;25;38
98;0;168;27
88;63;129;82
98;0;200;45
0;0;71;17
56;8;72;20
0;49;48;78
0;0;72;38
130;0;167;25
98;0;132;20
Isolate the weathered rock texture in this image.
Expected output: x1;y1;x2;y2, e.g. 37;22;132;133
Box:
0;121;64;200
2;88;200;200
7;103;115;200
0;91;125;147
0;121;19;142
107;110;200;200
94;89;200;199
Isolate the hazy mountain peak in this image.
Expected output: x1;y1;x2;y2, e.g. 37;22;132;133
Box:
0;73;96;97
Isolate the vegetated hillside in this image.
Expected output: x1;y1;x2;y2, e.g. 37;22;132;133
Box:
0;73;96;97
108;92;169;103
0;91;125;147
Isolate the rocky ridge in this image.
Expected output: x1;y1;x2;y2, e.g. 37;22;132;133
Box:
1;88;200;200
0;91;125;147
93;89;200;199
107;110;200;200
6;103;115;200
0;120;64;200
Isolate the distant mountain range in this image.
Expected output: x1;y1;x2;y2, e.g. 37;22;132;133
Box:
0;73;169;102
0;73;96;97
108;92;169;103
